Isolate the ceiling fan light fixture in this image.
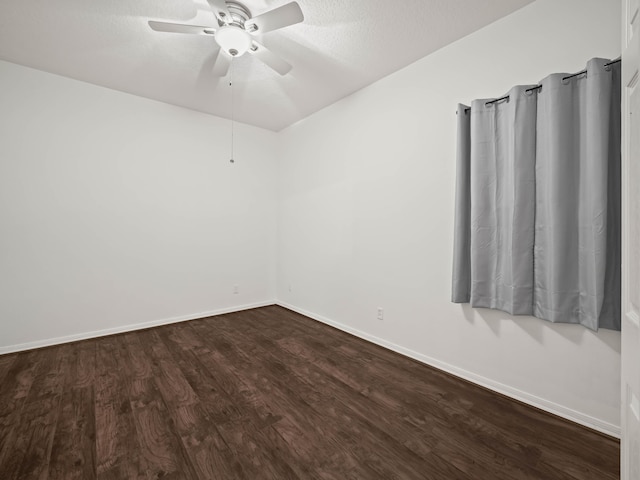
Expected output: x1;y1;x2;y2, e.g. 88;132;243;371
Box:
215;25;252;57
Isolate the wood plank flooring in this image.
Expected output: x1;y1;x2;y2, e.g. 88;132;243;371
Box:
0;305;620;479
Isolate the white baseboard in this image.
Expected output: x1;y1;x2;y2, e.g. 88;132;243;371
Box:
0;300;276;355
276;301;621;439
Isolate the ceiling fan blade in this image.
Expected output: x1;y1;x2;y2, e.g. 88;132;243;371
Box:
212;49;232;76
148;20;215;35
249;41;292;75
245;2;304;35
206;0;233;24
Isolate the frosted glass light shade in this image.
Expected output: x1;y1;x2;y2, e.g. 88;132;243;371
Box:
215;25;252;57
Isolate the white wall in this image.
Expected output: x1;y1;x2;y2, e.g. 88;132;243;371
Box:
277;0;622;435
0;61;278;352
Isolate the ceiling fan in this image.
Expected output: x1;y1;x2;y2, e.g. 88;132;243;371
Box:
148;0;304;76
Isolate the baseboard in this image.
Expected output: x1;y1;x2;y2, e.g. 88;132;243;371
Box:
0;300;276;355
276;301;621;439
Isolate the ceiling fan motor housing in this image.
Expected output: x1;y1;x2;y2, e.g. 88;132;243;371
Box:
221;1;251;28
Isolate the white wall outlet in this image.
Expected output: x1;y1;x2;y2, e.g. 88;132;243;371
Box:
377;307;384;321
233;285;239;294
288;284;292;292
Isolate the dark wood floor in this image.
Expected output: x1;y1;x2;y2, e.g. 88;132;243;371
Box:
0;306;619;479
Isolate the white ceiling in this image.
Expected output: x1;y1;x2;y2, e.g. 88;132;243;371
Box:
0;0;533;131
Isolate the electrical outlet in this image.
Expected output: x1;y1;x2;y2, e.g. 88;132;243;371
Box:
377;307;384;321
288;284;292;292
233;285;239;294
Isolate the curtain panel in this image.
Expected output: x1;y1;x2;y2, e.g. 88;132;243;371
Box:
452;58;621;331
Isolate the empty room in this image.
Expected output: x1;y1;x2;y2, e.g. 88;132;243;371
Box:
1;0;638;478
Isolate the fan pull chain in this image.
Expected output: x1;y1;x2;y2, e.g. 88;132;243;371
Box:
230;62;235;164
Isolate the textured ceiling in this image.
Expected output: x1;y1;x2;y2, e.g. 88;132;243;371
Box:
0;0;533;131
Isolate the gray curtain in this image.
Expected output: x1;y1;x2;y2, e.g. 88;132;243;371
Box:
452;58;621;331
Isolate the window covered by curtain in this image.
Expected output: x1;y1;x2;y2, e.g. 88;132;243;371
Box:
452;58;621;331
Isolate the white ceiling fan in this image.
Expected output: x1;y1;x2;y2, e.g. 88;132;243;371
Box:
148;0;304;76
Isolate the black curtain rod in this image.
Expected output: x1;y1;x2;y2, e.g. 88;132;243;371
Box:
560;57;621;82
562;70;587;81
485;95;509;107
465;57;623;110
460;59;621;114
